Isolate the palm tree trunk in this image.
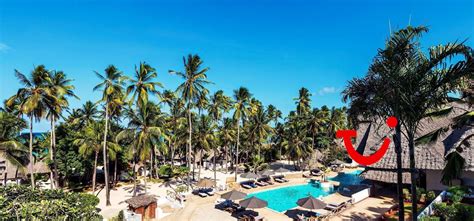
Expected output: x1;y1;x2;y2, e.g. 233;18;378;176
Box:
394;123;404;221
114;158;118;187
3;172;7;185
51;116;59;189
102;104;111;206
29;115;35;189
132;145;137;196
408;131;417;221
213;146;217;187
198;149;202;181
50;119;54;189
92;151;98;192
224;145;228;173
235;120;240;182
187;108;192;190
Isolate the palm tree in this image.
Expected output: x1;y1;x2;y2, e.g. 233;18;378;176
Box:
282;111;312;169
76;101;99;127
126;62;163;109
232;87;251;181
219;118;235;173
6;65;52;189
248;105;273;157
45;70;78;189
73;121;120;192
118;102;163;196
308;108;328;150
208;90;232;184
0;111;28;184
194;114;216;181
343;26;473;220
93;65;126;206
295;87;311;116
169;54;211;187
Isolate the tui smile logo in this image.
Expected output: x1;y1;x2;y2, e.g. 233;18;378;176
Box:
336;116;398;166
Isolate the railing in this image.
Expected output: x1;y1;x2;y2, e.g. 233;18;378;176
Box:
417;190;447;219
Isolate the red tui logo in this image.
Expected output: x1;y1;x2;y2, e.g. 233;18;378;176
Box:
336;116;397;166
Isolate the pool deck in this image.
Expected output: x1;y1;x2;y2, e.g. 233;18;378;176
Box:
159;168;395;221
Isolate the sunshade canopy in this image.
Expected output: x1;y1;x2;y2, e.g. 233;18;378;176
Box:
220;189;247;200
239;196;268;209
296;195;327;210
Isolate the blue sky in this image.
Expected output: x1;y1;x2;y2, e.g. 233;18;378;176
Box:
0;0;473;131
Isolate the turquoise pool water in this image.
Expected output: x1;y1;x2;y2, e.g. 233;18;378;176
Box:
328;170;363;187
247;170;363;212
247;182;331;212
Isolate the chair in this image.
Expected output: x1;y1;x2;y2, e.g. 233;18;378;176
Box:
241;183;253;189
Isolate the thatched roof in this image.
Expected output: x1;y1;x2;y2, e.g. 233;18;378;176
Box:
357;102;473;183
26;161;51;174
125;195;157;209
360;170;412;184
0;156;23;180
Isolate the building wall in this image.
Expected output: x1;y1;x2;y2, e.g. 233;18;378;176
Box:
425;169;474;191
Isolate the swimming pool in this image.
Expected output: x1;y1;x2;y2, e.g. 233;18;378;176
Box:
247;170;363;212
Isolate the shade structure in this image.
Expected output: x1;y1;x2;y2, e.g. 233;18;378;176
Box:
220;189;247;200
274;167;289;173
296;195;327;210
196;178;215;188
259;169;275;177
239;196;268;209
240;172;259;179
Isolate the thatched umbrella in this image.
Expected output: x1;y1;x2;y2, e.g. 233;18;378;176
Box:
259;169;275;177
196;178;215;188
240;172;259;179
239;196;268;209
275;167;289;174
221;189;247;200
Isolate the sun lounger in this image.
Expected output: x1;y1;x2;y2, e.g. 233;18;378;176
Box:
265;180;274;185
241;183;253;189
274;178;285;183
198;191;208;197
249;182;258;188
205;188;215;196
255;181;267;186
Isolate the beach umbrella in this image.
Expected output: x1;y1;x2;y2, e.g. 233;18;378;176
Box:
221;189;247;200
296;195;327;210
259;169;275;177
239;196;268;209
240;172;259;179
275;167;289;173
196;178;215;188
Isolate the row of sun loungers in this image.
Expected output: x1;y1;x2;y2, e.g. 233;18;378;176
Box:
240;176;286;189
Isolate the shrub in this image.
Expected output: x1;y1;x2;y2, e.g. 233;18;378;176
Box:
420;216;440;221
426;191;436;203
447;186;468;203
0;185;101;220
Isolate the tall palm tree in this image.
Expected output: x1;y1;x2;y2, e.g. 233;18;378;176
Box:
308;108;328;150
194;114;216;181
73;121;120;192
208;90;232;184
248;105;273;157
45;70;78;189
283;111;312;168
219;118;235;173
118;103;163;196
93;65;126;206
343;26;473;220
232;87;251;181
169;54;211;187
6;65;52;189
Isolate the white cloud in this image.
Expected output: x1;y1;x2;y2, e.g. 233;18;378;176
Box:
318;87;337;95
0;43;10;52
